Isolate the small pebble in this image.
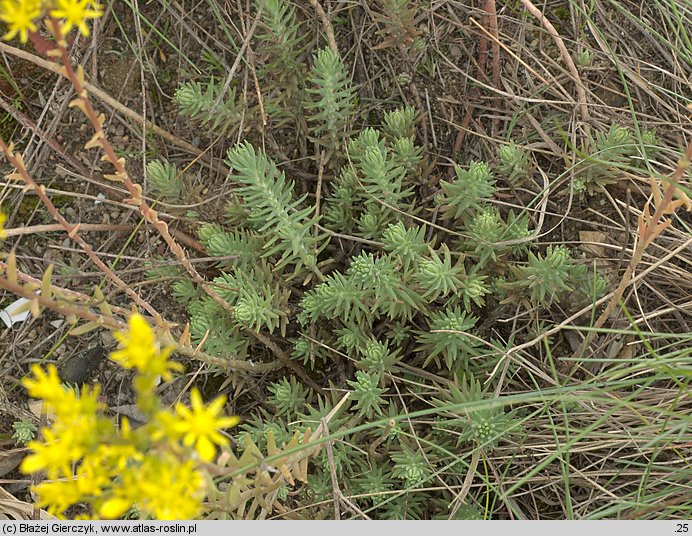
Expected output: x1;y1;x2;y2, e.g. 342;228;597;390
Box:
100;329;115;348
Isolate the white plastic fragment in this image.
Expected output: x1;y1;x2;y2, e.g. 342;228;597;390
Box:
0;292;40;328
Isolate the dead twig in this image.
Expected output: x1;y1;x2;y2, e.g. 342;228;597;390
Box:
0;138;160;318
309;0;338;53
210;0;265;115
0;41;215;164
450;1;498;172
3;223;132;238
517;0;590;125
486;0;501;134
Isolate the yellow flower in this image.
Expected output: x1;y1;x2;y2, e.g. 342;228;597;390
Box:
32;479;83;516
22;365;105;443
74;454;111;497
94;419;144;472
0;211;6;239
173;388;240;461
111;453;205;520
0;0;41;43
110;314;180;379
53;383;101;419
21;428;82;478
111;314;157;367
136;456;205;519
50;0;103;36
22;364;64;402
98;497;131;520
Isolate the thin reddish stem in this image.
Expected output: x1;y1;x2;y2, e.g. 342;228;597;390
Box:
0;137;159;317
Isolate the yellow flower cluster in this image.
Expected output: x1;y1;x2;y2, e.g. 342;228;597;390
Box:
0;0;102;43
21;314;240;519
111;314;181;382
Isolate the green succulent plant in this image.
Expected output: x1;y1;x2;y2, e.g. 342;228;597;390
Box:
256;0;306;123
267;376;307;417
433;374;521;449
162;24;616;518
174;79;240;134
416;307;481;370
304;47;356;158
146;160;184;201
390;442;432;487
440;161;496;220
575;124;659;194
348;371;387;418
497;141;532;184
515;245;586;305
12;419;37;445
